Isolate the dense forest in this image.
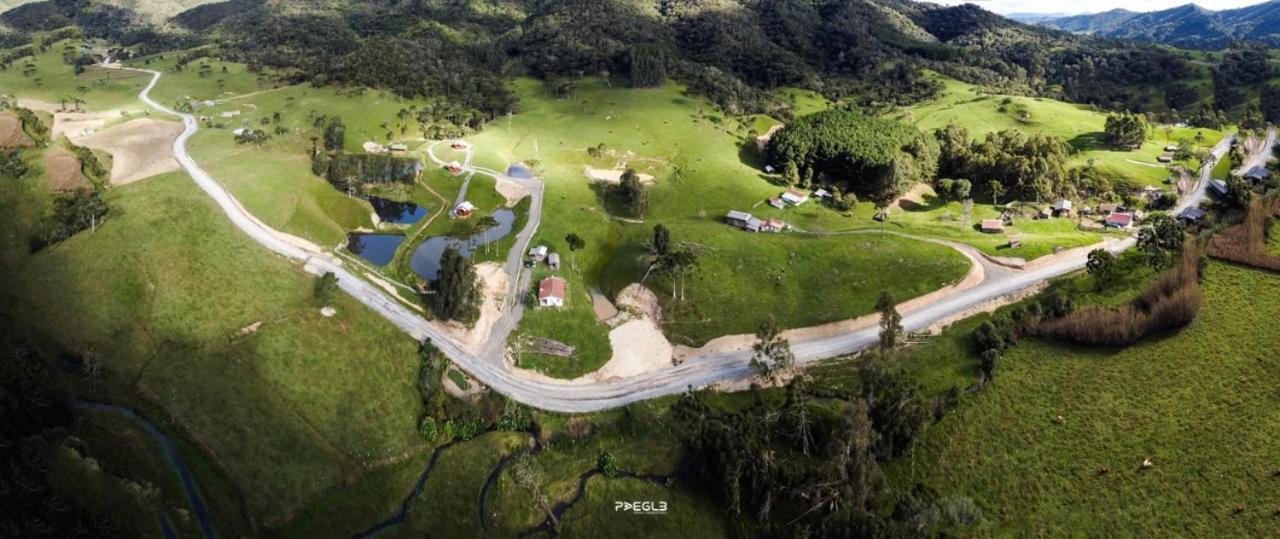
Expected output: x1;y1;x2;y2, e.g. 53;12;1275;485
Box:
0;0;1215;132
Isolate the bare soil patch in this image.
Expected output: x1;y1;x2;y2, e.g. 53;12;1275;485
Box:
431;262;509;354
583;166;655;184
494;177;532;206
43;150;90;192
74;118;183;185
0;113;33;148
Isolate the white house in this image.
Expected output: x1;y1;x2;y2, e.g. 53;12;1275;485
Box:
538;277;566;308
781;188;809;205
529;245;549;261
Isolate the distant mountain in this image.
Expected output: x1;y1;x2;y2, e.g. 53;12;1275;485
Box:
1005;12;1072;24
1039;1;1280;49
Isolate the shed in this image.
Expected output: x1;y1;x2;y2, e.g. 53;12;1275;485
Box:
1244;165;1272;183
768;198;785;209
548;252;561;270
529;245;549;261
744;217;763;233
725;210;753;229
813;188;832;199
1164;144;1178;152
388;143;408;153
1157;153;1173;163
1007;234;1023;248
1105;212;1134;229
1209;179;1229;197
1177;207;1206;224
538;277;566;308
981;219;1005;233
232;127;249;136
1054;199;1073;211
761;218;785;233
781;188;809;205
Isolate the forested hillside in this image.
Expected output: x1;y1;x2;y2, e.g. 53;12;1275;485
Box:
1041;0;1280;49
0;0;1201;132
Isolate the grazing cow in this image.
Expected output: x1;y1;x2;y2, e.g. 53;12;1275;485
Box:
1097;467;1110;476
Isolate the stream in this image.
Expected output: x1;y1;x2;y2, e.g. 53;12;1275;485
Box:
74;400;217;539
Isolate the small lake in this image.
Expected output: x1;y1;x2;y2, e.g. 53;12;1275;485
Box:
506;163;534;179
363;195;429;225
348;233;405;266
410;209;516;280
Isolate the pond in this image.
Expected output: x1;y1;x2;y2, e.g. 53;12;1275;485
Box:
506;162;534;179
410;208;516;280
348;233;405;266
363;195;429;225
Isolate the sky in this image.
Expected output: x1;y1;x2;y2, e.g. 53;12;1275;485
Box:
926;0;1271;15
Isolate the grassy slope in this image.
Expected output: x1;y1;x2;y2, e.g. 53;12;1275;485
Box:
901;74;1226;187
1;39;151;111
5;172;424;523
469;77;970;357
891;262;1280;535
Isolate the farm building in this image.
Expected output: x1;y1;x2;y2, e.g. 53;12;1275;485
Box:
1105;212;1134;229
1209;179;1229;197
1097;202;1120;215
761;218;785;233
362;141;386;153
529;245;548;261
743;217;762;233
781;188;809;205
548;253;561;270
725;210;754;229
232;127;249;137
538;277;566;308
453;201;476;218
981;219;1005;233
1177;207;1206;224
1244;166;1271;183
813;188;832;199
1039;207;1053;219
1164;144;1178;152
1054;199;1073;217
768;198;785;209
1157;153;1173;163
388;143;408;153
451;140;469;150
1007;234;1023;248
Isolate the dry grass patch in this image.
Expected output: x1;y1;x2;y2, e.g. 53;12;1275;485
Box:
0;112;33;148
75;118;183;185
1208;198;1280;272
43;150;90;192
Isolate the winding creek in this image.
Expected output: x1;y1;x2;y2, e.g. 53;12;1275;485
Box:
74;401;217;539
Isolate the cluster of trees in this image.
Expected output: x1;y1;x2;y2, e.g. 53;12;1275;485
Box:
768;109;936;202
429;247;481;324
935;124;1071;203
970;291;1075;381
674;365;971;535
617;169;647;218
1102;112;1149;149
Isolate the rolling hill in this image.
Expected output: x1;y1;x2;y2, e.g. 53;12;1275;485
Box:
1039;1;1280;49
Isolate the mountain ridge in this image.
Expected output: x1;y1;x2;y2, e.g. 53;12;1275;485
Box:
1038;0;1280;48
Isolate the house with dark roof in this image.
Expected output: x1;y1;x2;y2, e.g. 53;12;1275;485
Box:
1209;179;1229;197
725;210;753;229
1177;207;1206;225
1244;166;1272;184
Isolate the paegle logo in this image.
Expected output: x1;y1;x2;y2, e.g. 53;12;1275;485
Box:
614;500;669;515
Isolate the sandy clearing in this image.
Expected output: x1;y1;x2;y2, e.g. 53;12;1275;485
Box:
429;262;509;355
590;289;619;322
894;183;932;210
19;99;125;140
584;166;655;184
43;150;90;192
0;113;33;148
74;118;183;185
495;177;532;206
586;317;673;381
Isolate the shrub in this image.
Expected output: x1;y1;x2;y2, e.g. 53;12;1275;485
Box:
597;451;618;477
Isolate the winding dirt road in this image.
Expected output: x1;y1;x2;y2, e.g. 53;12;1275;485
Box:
114;61;1263;412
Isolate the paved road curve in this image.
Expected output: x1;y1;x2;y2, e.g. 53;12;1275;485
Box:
115;62;1266;412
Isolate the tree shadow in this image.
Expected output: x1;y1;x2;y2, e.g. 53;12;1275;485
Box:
737;139;766;170
588;181;631;218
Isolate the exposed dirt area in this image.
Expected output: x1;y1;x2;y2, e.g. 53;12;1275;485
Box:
1021;237;1119;271
43;150;90;192
583;165;655;184
74;118;183;185
922;282;1047;335
0;113;33;148
589;289;619;322
894;183;932;210
494;177;531;206
587;317;673;381
614;283;662;324
431;262;509;354
19;99;123;140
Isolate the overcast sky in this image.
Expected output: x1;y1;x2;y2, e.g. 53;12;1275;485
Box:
926;0;1270;15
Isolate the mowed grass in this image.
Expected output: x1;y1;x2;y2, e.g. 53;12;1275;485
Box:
901;74;1226;187
0;38;150;111
889;262;1280;535
5;172;424;524
468;77;972;358
559;476;727;539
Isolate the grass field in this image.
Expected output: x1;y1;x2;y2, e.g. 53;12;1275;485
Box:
1;38;150;111
3;171;425;525
900;74;1226;187
887;262;1280;535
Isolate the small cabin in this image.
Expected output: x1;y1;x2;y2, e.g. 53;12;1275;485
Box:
981;219;1005;233
538;277;566;308
725;210;753;229
781;188;809;205
761;218;785;233
547;252;561;270
453;201;476;218
445;161;463;174
529;245;549;262
1105;212;1134;229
